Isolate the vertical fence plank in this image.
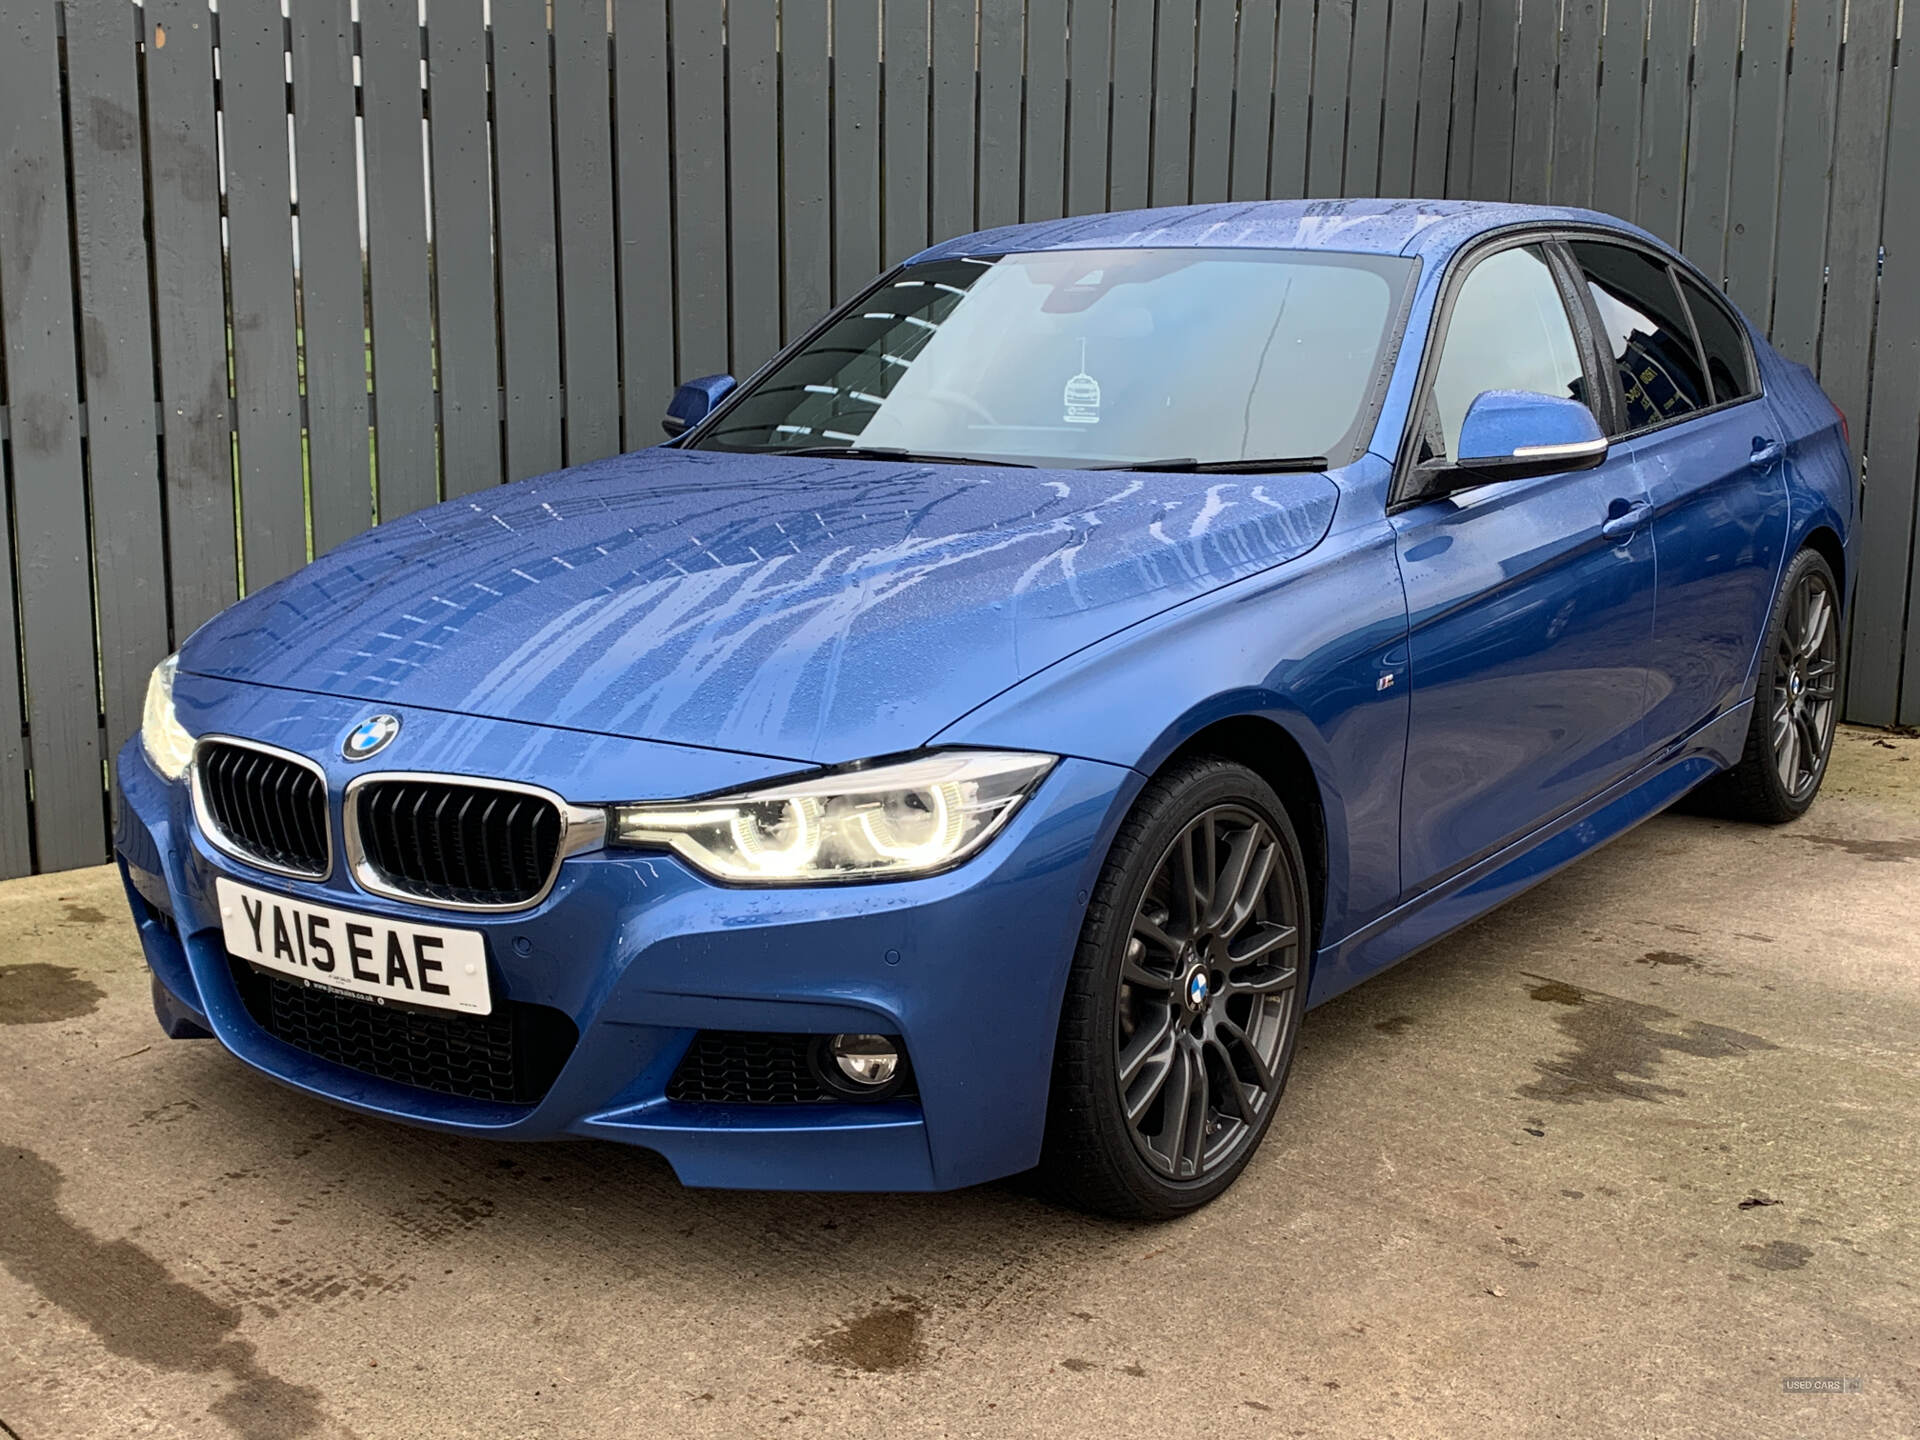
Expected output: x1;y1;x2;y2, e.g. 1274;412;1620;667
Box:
1469;0;1515;199
360;1;438;512
144;0;236;636
1023;0;1069;222
728;0;779;368
614;0;676;440
1190;0;1238;204
1306;0;1352;196
783;0;833;341
882;0;930;260
1109;0;1156;208
930;0;975;240
1343;0;1390;198
424;0;501;500
1443;0;1480;196
65;0;169;757
1413;0;1457;196
1825;2;1899;718
668;0;728;375
1768;0;1841;365
293;0;376;539
1151;0;1198;205
1720;0;1789;324
0;1;88;869
1633;0;1691;245
1230;0;1278;201
1269;0;1314;197
1379;0;1427;197
1065;0;1114;213
1867;50;1920;724
492;1;564;478
554;0;620;463
832;0;882;299
1507;0;1555;202
1679;0;1739;282
1588;0;1642;220
979;0;1025;227
1550;0;1600;208
222;0;306;589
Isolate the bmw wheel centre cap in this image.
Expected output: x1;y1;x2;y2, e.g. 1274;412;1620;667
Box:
342;714;401;761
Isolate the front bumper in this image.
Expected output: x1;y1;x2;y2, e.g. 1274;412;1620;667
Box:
113;689;1137;1192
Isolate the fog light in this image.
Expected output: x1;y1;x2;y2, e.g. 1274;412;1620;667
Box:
829;1033;900;1087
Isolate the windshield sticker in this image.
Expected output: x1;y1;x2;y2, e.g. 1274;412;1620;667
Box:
1063;340;1102;425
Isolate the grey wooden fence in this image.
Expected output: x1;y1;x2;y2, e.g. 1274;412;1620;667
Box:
0;0;1913;878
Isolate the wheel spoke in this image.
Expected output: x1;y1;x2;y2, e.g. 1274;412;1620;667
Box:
1206;825;1259;930
1131;910;1182;960
1204;1037;1258;1125
1799;588;1830;658
1122;941;1176;992
1228;920;1297;967
1176;1042;1210;1176
1227;960;1299;997
1175;828;1207;932
1795;711;1822;786
1120;1010;1179;1116
1776;713;1800;789
1214;1015;1277;1092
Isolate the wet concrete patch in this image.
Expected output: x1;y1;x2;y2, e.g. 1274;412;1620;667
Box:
60;902;110;925
0;963;105;1024
1518;976;1776;1104
0;1147;326;1440
1796;834;1920;863
1373;1015;1415;1035
1745;1240;1814;1272
1636;951;1703;969
805;1297;929;1373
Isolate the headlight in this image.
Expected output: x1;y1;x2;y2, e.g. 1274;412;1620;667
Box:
608;750;1056;883
140;654;195;781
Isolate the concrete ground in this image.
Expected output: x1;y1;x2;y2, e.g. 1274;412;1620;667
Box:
2;729;1916;1440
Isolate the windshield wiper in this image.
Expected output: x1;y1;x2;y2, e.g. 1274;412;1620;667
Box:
783;444;1036;469
1088;455;1330;473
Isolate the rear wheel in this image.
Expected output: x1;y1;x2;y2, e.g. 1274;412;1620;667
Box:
1036;757;1311;1220
1695;547;1840;823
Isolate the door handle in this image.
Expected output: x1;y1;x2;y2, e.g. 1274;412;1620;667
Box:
1750;437;1785;469
1601;501;1652;540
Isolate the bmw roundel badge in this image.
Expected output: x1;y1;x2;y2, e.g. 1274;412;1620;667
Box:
342;714;401;761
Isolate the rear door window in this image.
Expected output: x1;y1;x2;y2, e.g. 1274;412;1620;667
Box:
1674;274;1758;404
1567;241;1708;436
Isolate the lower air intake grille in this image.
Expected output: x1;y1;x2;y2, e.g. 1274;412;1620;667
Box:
666;1031;917;1105
196;741;330;877
352;778;565;907
229;960;577;1105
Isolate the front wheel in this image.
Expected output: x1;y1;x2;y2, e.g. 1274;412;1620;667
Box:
1036;758;1311;1220
1696;547;1841;823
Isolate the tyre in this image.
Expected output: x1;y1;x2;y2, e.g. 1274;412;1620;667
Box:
1693;546;1841;824
1036;757;1312;1221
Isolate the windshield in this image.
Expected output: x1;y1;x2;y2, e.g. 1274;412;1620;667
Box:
689;247;1416;469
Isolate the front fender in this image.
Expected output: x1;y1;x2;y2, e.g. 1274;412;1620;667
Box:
933;520;1411;947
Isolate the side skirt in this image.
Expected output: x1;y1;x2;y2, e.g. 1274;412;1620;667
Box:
1306;699;1752;1007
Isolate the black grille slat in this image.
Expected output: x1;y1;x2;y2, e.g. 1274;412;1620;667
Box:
197;741;329;877
355;779;564;907
666;1032;919;1106
228;959;577;1104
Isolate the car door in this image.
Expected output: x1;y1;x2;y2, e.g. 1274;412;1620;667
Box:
1390;239;1658;895
1563;238;1791;749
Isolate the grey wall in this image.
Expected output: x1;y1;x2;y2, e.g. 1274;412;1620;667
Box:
0;0;1913;877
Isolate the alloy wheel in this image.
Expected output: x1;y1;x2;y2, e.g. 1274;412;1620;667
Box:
1114;804;1304;1181
1770;569;1839;800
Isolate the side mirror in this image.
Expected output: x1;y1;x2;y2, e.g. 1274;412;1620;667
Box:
661;374;736;438
1444;389;1608;488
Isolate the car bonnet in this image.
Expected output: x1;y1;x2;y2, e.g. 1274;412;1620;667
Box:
180;447;1338;764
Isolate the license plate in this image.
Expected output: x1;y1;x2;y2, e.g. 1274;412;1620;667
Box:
215;878;491;1015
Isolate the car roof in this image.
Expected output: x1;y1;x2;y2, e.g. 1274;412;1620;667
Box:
907;198;1668;267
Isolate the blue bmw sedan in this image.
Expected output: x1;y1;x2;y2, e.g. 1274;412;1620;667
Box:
118;200;1854;1218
